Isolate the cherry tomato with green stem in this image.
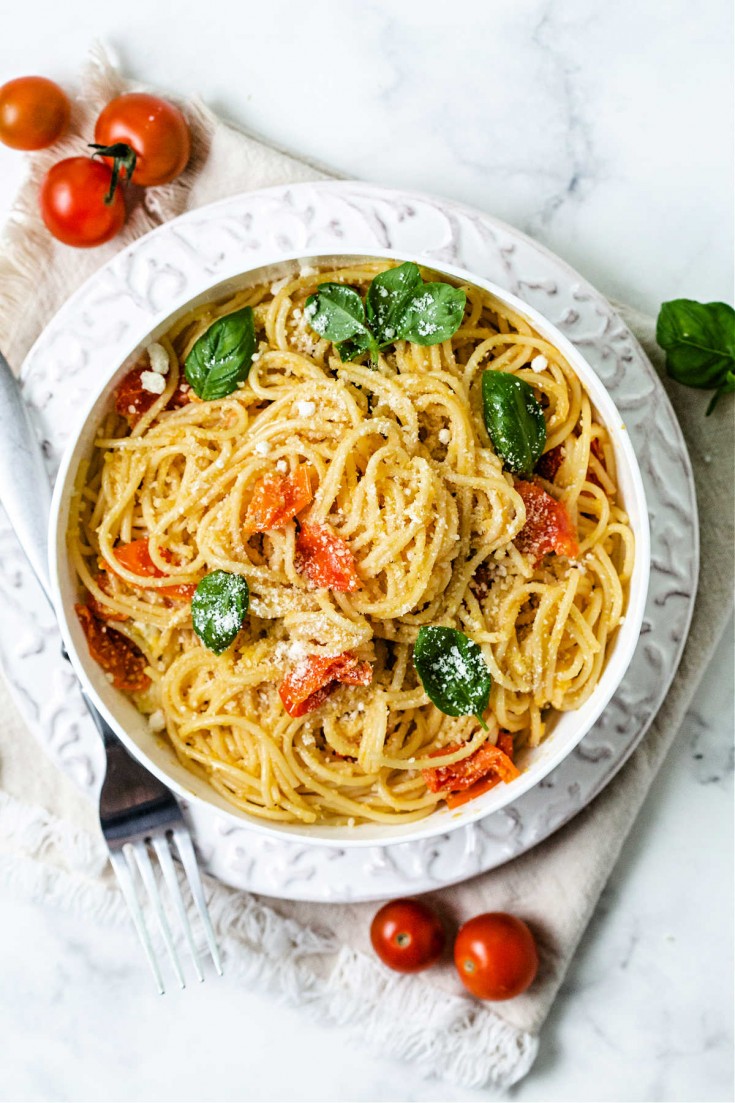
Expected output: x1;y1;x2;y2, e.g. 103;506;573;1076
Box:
39;157;126;248
92;93;190;198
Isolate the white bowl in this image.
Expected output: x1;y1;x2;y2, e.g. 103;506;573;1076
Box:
49;251;650;847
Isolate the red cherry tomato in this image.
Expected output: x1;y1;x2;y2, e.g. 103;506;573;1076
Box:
75;604;149;692
39;157;126;248
279;651;372;718
111;539;198;602
94;93;190;187
0;76;70;150
242;466;313;535
295;521;362;593
454;912;538;1000
370;899;445;973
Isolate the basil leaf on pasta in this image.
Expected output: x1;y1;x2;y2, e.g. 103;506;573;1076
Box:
656;299;735;414
366;261;423;345
413;626;491;729
304;283;378;362
335;331;374;363
397;281;467;346
305;266;465;361
481;370;546;475
191;570;249;655
185;307;256;401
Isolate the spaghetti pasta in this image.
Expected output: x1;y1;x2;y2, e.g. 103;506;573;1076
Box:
69;260;634;825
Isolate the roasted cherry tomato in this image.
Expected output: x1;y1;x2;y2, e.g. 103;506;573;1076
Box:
279;652;372;718
242;466;313;535
422;733;520;810
115;362;193;427
112;539;197;601
514;480;579;563
454;912;538;1000
0;76;69;150
39;157;126;248
295;521;361;592
370;899;445;974
93;93;190;187
75;604;149;692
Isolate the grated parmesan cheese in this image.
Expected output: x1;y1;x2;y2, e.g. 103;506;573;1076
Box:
270;276;290;294
275;459;289;473
254;440;271;455
296;400;316;417
438;428;451;445
531;354;548;372
147;342;170;375
148;709;166;732
140;370;166;395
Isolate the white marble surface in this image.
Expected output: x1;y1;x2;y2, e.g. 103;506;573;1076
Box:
0;2;732;1100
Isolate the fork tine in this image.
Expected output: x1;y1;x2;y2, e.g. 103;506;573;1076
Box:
131;840;186;990
172;829;223;976
152;834;204;983
109;849;165;995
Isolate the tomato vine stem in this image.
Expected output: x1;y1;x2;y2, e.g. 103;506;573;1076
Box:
88;142;137;204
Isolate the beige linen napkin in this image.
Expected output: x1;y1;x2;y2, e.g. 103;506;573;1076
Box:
0;51;732;1090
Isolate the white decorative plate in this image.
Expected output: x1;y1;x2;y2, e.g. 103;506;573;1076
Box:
0;182;697;901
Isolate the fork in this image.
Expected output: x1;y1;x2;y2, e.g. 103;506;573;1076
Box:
0;349;222;992
87;694;223;991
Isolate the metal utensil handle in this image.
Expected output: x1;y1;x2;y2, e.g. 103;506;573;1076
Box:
0;351;52;600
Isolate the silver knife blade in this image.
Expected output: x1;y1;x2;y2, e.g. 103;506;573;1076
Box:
0;350;52;601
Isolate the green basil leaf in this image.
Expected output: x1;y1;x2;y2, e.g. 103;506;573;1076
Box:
305;282;374;343
191;570;249;655
656;300;735;414
397;282;467;346
335;331;374;363
304;268;466;362
366;262;423;345
185;307;257;401
481;370;546;475
413;626;491;728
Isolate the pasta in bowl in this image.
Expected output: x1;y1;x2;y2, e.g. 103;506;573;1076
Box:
50;254;649;843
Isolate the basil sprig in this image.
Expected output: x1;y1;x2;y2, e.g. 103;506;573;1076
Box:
481;370;546;475
185;307;257;400
304;262;466;365
656;299;735;415
413;626;491;729
191;570;249;655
